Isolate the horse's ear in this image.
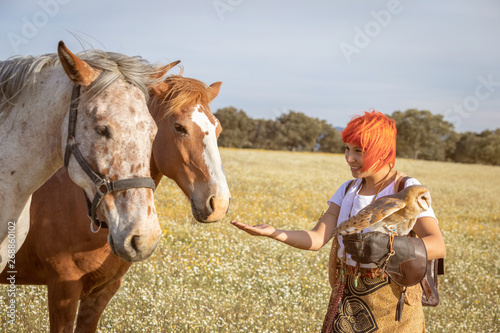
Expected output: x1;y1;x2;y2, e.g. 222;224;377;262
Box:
151;82;170;98
57;41;99;87
207;82;222;101
151;60;181;81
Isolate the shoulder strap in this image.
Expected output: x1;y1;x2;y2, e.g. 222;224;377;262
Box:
393;171;409;193
397;176;411;192
344;179;356;196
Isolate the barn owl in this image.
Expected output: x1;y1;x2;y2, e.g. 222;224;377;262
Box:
333;185;432;237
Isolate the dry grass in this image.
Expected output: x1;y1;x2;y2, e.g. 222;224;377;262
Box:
1;148;499;332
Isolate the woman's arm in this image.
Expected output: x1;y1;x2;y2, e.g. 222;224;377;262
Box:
412;216;446;260
230;203;340;251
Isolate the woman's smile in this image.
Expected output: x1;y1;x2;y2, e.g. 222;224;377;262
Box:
349;164;362;172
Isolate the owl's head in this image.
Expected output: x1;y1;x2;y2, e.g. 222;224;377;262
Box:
406;185;432;212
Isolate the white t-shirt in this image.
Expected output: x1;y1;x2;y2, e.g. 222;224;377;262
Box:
327;177;437;268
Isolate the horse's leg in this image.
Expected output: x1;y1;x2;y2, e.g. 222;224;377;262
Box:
47;279;83;333
74;278;122;333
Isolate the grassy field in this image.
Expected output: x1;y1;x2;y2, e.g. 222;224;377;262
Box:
1;148;499;332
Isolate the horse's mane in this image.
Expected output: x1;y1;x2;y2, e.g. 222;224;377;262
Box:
154;75;212;119
0;50;163;116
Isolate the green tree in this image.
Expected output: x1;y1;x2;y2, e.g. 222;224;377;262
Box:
248;119;286;150
453;129;500;165
275;111;324;151
390;109;456;161
480;129;500;166
214;107;255;148
318;122;344;153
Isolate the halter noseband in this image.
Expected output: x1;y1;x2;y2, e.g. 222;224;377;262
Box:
64;84;156;232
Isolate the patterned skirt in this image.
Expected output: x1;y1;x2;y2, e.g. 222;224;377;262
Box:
321;273;425;333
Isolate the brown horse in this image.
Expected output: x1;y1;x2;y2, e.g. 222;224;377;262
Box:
0;65;231;333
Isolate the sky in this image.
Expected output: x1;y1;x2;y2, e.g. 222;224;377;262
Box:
1;0;499;133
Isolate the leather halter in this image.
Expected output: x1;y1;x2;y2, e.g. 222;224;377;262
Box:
63;84;156;232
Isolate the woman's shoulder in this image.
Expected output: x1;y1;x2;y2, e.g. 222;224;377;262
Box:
402;177;422;187
392;173;424;193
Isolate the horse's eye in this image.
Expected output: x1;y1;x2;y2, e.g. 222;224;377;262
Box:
95;126;111;138
174;123;188;135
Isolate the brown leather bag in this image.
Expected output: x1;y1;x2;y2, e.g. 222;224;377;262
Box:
421;257;444;306
385;236;428;288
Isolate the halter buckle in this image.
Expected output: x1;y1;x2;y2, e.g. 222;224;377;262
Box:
95;178;112;197
66;136;76;146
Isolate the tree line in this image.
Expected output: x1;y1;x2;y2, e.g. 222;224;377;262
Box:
214;107;500;166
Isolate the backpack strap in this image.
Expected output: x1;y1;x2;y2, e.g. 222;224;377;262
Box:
344;179;356;196
397;176;411;193
393;171;409;193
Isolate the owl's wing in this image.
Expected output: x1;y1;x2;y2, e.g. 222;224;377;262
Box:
333;197;406;236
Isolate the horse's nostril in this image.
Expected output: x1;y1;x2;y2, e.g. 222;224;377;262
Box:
130;235;140;254
209;196;215;213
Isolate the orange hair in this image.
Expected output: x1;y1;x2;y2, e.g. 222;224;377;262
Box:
341;111;397;173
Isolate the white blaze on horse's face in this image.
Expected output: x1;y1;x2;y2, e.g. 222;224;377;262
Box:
190;104;231;222
65;80;160;262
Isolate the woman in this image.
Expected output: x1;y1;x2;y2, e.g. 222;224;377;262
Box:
231;111;446;332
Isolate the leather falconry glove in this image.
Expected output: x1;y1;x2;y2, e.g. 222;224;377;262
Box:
342;231;427;287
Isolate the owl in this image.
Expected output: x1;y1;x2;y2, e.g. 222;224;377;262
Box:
332;185;432;237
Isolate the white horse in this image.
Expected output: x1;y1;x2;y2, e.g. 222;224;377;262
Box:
0;41;167;271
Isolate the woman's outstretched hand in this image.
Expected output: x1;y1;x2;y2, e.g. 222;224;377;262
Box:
230;220;276;237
